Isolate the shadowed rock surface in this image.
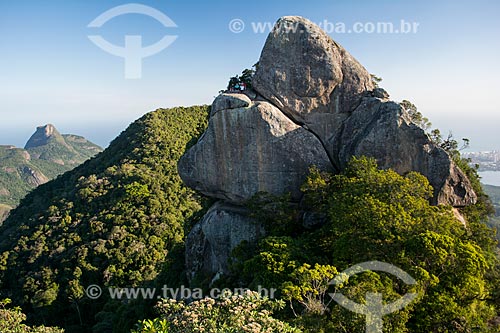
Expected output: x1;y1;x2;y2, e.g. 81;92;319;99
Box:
251;16;476;207
333;96;476;206
185;202;264;282
179;101;334;204
21;166;49;187
181;15;477;282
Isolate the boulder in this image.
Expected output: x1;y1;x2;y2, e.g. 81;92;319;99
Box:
251;15;475;207
252;16;374;163
185;202;264;282
211;93;252;116
181;15;479;283
333;96;476;206
178;101;333;204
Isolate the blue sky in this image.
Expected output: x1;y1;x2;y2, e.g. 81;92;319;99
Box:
0;0;499;150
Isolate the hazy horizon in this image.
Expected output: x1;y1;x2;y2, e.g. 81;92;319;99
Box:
1;0;499;151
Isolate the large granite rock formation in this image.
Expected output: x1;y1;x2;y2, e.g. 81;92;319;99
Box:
178;98;333;204
180;15;477;282
333;96;476;206
24;124;60;149
251;16;476;207
252;16;374;163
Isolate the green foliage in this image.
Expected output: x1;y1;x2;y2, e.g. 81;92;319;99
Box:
26;133;101;170
246;192;302;236
282;264;338;315
0;146;48;207
132;318;169;333
370;74;382;88
0;106;211;331
225;63;258;91
143;291;301;333
397;100;472;158
484;185;500;209
235;157;499;332
0;299;64;333
0;131;102;210
483;184;500;243
400;99;432;131
429;129;470;157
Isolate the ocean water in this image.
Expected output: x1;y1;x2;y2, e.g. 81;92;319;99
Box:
478;171;500;187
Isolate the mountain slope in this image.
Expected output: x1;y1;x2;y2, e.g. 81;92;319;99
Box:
0;125;102;211
0;106;210;331
0;145;48;207
483;184;500;241
484;184;500;209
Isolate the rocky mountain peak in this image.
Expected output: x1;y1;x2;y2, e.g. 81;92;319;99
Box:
253;16;374;128
24;124;61;149
0;125;102;218
179;16;477;281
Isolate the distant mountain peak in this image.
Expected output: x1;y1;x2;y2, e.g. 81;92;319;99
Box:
24;124;62;149
39;123;56;133
0;125;102;214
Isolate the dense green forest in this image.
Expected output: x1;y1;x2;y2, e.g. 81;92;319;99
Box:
0;106;211;331
0;105;498;332
137;157;500;333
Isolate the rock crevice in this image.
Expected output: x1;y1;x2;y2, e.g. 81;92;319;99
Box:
179;15;477;282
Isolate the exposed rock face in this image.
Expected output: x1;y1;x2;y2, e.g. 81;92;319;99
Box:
253;16;374;163
181;15;477;282
251;16;476;207
333;97;476;206
178;101;333;204
21;166;49;186
0;204;11;224
24;124;60;149
185;202;264;282
211;93;251;116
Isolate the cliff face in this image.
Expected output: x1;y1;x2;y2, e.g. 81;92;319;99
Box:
178;16;477;282
24;124;61;149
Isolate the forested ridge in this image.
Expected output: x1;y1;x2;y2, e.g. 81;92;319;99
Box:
0;105;499;333
0;106;211;331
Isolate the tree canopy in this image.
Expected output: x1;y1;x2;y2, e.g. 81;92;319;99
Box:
229;157;500;332
0;106;211;331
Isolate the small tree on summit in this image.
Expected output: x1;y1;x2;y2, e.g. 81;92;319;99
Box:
398;99;470;157
225;63;259;92
240;66;256;89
